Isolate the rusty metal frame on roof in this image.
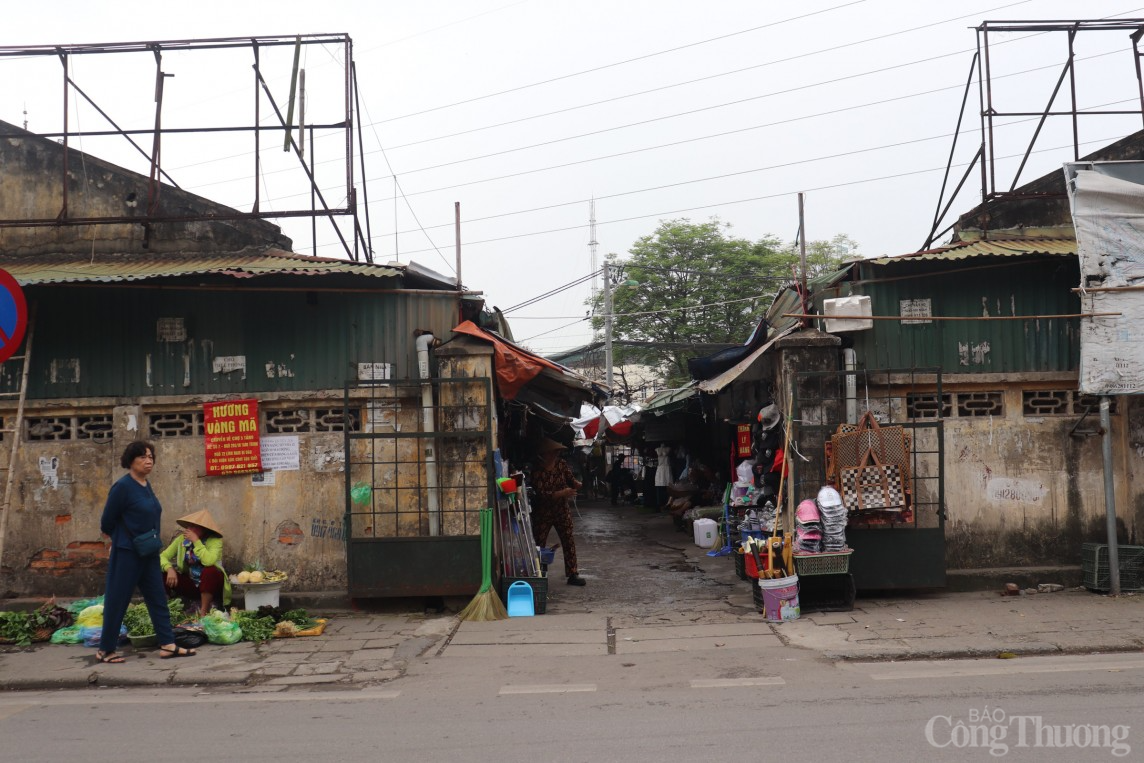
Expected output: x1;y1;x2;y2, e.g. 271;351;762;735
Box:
923;19;1144;250
0;35;376;263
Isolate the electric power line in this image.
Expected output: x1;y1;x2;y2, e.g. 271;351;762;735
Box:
389;131;1128;258
376;0;869;124
384;0;1036;151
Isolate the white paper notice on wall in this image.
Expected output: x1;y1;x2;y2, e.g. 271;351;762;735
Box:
251;471;276;487
900;298;932;325
1065;163;1144;394
357;362;392;381
156;317;186;342
261;435;300;472
212;355;246;379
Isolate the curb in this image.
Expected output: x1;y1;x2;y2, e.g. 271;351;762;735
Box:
823;642;1144;662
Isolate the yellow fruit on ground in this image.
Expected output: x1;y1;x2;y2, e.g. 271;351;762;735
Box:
248;570;265;583
236;570;251;584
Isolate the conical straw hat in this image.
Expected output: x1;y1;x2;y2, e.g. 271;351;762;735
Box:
176;509;224;537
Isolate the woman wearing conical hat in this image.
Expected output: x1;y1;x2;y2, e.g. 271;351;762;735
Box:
160;509;232;614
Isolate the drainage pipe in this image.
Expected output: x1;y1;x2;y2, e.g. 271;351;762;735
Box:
1101;397;1120;595
843;348;858;424
416;333;440;536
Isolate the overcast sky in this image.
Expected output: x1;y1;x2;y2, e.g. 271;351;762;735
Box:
5;1;1144;356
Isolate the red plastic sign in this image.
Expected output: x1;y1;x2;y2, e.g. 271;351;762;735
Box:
0;269;28;364
203;399;263;476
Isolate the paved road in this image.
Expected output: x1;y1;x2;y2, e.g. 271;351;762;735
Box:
2;651;1140;761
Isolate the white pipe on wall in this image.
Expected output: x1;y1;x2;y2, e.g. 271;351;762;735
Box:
416;333;440;536
843;348;858;424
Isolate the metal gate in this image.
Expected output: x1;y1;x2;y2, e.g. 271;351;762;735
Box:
344;377;495;598
792;367;946;589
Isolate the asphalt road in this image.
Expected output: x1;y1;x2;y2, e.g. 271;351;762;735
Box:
3;650;1140;762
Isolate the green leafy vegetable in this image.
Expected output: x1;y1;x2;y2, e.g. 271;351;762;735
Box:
232;611;275;642
123;603;154;636
0;611;35;646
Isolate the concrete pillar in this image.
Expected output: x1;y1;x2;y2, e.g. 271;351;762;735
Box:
773;328;843;507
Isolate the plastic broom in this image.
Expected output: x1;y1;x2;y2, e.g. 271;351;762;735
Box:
458;508;508;621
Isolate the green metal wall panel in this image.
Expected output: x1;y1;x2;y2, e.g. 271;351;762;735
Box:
840;257;1080;373
5;286;461;399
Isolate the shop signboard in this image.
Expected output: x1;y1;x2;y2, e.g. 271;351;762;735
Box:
736;424;752;457
203;399;262;475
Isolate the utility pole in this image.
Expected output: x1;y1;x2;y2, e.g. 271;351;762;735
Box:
798;192;808;319
603;259;614;392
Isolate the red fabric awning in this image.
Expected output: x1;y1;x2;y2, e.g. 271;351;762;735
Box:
451;320;574;400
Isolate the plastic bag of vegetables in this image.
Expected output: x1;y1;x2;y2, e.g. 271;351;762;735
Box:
67;597;103;616
50;625;83;644
80;624;126;647
75;605;104;628
201;611;242;645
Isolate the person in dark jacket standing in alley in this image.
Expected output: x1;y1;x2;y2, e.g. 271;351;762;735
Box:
607;454;628;506
531;438;586;586
96;440;196;663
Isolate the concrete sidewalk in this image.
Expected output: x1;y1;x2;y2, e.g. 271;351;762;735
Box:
2;587;1142;691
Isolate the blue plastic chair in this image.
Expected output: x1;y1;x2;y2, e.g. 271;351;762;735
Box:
506;581;535;617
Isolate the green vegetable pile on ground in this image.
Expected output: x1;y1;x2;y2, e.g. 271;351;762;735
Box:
255;605;319;631
0;611;36;646
123;603;154;636
122;598;192;636
0;600;73;646
232;611;275;642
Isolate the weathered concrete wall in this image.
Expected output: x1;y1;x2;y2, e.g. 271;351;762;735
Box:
0;121;291;254
1;392;418;598
863;387;1135;568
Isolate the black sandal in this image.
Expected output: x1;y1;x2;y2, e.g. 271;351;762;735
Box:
158;645;196;659
96;651;125;664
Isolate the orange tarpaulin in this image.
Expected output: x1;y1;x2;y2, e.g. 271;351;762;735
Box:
451;320;572;400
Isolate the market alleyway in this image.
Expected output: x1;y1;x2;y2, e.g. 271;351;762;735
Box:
3;498;1144;691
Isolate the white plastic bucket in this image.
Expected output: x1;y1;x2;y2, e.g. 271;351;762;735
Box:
241;582;282;610
693;518;718;548
759;574;800;622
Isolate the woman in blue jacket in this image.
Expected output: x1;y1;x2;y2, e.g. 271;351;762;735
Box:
96;440;196;663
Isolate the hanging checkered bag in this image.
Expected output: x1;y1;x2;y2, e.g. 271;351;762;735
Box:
839;446;905;512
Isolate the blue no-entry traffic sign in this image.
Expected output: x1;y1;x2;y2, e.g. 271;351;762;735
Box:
0;269;28;364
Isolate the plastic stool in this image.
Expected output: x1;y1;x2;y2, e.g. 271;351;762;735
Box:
506;581;535;617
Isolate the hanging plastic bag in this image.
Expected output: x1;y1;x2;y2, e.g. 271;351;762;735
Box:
201;612;242;645
50;625;84;644
75;605;104;628
350;481;372;506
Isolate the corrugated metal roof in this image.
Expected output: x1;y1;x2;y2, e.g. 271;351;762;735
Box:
0;248;402;284
867;237;1076;265
636;383;698;416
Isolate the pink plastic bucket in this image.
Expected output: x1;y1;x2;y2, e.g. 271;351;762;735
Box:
759;574;800;622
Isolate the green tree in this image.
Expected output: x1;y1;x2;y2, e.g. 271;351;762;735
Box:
592;219;857;391
592;218;778;388
781;233;859;278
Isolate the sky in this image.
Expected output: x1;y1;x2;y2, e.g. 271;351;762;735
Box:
5;1;1144;356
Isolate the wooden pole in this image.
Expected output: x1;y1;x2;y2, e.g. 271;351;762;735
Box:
798;193;808;321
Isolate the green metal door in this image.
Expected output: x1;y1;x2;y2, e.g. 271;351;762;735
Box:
793;367;946;589
343;377;495;598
